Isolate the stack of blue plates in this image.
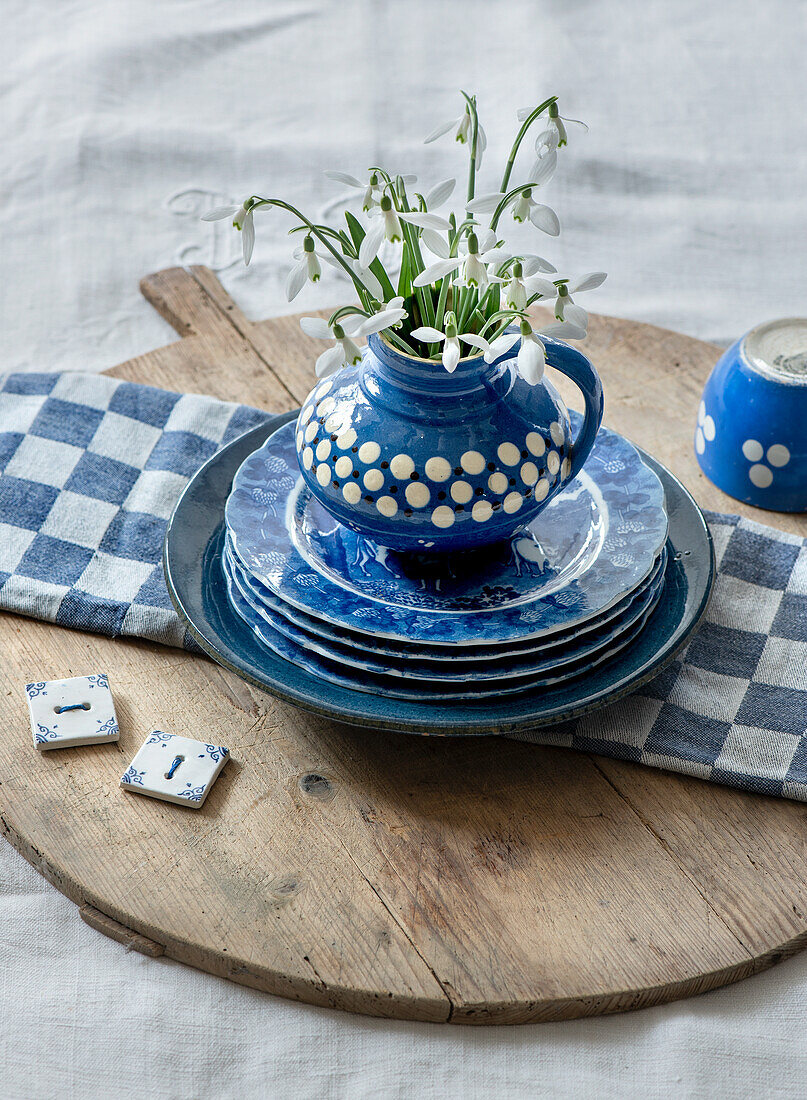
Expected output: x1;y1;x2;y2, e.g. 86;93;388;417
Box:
219;418;673;703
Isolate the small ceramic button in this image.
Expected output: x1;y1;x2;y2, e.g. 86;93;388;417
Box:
120;731;229;808
26;673;119;750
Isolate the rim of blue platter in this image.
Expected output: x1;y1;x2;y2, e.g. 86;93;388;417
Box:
163;413;715;736
223;417;669;647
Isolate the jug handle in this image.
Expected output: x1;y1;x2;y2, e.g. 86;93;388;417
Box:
545;339;604;483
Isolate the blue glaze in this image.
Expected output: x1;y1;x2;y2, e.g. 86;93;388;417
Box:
696;318;807;512
294;333;604;551
162;414;715;735
225;413;669;646
224;542;666;683
223;537;667;663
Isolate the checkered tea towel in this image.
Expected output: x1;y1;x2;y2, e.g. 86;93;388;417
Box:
2;371;807;802
513;513;807;801
0;371;270;647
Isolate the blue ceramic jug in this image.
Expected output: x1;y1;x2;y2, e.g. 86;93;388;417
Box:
294;332;604;552
696;318;807;512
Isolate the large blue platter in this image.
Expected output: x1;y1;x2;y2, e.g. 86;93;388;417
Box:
164;414;714;735
224;417;669;646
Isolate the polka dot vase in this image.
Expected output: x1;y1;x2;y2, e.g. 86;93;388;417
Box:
695;318;807;513
294;331;604;552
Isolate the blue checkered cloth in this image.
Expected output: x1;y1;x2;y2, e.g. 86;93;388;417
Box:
2;371;807;801
0;371;269;647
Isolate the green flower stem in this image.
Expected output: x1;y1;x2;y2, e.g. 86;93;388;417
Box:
460;90;480;207
248;197;375;303
499;96;558;193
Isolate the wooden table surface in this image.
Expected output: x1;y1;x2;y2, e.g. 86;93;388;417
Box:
1;266;806;1025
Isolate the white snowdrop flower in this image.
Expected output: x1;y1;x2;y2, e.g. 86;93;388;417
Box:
521;253;558;276
354;300;409;336
412;230;504;290
515;321;547;386
320;250;385;302
359;196;403;268
517;103;588;148
286;237;322;302
300;315;365;377
501;263;558;312
325;170;385;211
424;178;456;208
201;199;256;263
554;273;607;329
511;188;560;235
424;109;487;166
410;313;490;374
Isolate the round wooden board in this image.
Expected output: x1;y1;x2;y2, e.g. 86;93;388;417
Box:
2;267;807;1026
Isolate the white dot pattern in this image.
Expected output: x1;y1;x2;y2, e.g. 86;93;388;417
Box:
460;450;485;475
297;414;570;530
390;454;415;479
497;442;520;466
336;429;357;450
358;441;380;464
742;439;763;461
451;481;473;504
526;432;545;457
317;396;335;418
520;462;538;486
768;444;790;467
749;463;773;488
405;482;430;508
363;468;384;491
431;505;455;528
703;415;715;442
425;456;451;482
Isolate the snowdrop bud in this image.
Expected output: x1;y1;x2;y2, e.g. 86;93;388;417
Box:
513;190;531;223
444;312;458;339
513;261;523;279
548;102;567;147
467;231;479;255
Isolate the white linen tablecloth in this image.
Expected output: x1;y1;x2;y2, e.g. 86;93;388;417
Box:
2;1;807;1096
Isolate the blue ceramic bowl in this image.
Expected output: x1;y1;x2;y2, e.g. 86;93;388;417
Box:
696;318;807;512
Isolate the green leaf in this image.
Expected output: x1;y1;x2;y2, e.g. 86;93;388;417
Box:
397;244;412;300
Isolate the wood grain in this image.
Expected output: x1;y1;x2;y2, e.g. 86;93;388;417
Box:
2;265;807;1024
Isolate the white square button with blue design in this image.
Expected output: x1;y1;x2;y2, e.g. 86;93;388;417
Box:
26;674;119;750
120;731;229;808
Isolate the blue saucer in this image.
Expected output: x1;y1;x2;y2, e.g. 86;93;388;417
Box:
224;416;668;646
223;550;661;702
224;531;667;662
224;540;667;683
163;414;714;735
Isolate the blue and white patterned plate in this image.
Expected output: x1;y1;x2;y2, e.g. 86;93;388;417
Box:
224;540;667;681
224;416;668;647
163;415;715;734
225;535;667;662
223;563;662;701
